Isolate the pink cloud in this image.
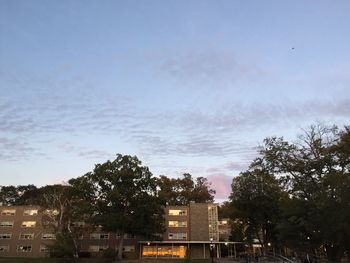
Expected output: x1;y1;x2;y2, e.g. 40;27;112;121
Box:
207;173;232;200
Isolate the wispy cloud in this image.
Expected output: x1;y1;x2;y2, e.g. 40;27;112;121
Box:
0;137;38;161
158;49;263;86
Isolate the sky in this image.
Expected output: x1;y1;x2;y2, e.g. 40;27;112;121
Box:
0;0;349;202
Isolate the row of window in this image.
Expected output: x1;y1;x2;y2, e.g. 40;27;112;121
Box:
168;209;187;216
168;232;187;240
89;245;135;252
0;245;135;253
0;245;48;252
0;233;55;240
0;221;36;227
168;220;187;227
1;209;38;216
0;232;135;240
2;208;189;217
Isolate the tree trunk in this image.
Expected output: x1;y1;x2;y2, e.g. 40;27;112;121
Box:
117;233;124;260
325;244;344;262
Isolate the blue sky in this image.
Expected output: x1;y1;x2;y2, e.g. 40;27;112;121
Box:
1;0;349;201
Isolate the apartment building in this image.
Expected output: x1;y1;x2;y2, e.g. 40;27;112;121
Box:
0;205;138;258
141;202;220;259
0;206;52;257
0;203;235;259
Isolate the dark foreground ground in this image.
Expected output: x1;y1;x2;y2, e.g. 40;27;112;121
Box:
0;258;213;263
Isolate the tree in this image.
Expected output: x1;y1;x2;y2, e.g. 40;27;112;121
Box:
33;183;94;258
229;168;282;254
257;124;350;261
157;173;215;205
0;184;38;205
83;154;164;260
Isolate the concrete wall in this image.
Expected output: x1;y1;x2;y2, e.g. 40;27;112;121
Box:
189;203;209;241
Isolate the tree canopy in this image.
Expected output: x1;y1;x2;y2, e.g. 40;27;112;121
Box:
227;124;350;262
157;173;215;205
81;154;164;259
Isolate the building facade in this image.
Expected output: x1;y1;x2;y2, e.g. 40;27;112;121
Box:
141;202;220;259
0;202;234;259
0;205;138;258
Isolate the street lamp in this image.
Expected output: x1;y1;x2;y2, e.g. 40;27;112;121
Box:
210;238;214;263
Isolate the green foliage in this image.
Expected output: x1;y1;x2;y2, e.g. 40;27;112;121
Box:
228;124;350;261
230;168;282;252
157;173;216;205
47;232;75;258
81;154;165;259
0;184;38;205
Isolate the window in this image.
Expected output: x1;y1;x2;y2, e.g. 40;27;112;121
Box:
40;245;49;252
17;245;32;252
168;221;187;227
168;232;187;240
123;245;135;252
0;245;9;252
219;220;228;226
22;221;36;228
23;209;38;216
0;233;11;239
90;233;109;239
169;209;187;216
89;245;108;252
143;245;186;258
44;209;59;216
19;233;34;240
1;209;15;216
0;221;14;227
42;233;56;240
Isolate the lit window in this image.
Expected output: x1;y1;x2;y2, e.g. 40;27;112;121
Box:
42;233;56;240
17;245;32;252
24;209;38;216
169;209;187;216
44;209;59;216
21;221;36;228
1;209;16;216
19;233;34;240
168;233;187;240
0;221;14;227
219;220;228;226
90;233;109;239
89;245;108;252
0;245;10;252
168;221;187;227
0;233;11;239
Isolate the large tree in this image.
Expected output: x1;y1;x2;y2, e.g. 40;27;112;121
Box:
157;173;215;205
82;154;164;260
230;167;282;254
257;124;350;261
34;183;94;258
